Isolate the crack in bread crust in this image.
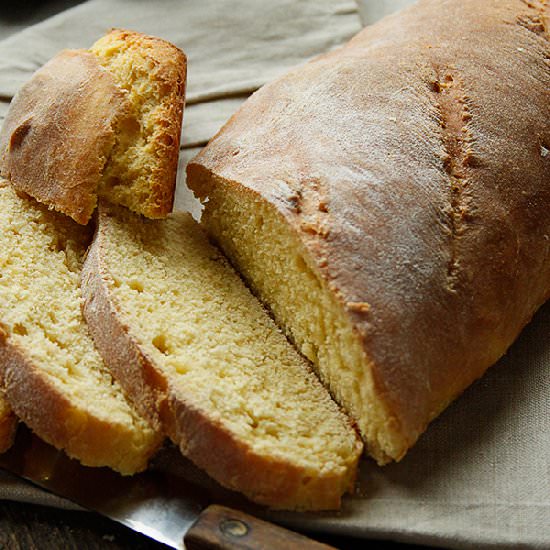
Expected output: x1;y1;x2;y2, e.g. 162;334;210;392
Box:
188;0;550;463
430;67;477;290
518;0;549;39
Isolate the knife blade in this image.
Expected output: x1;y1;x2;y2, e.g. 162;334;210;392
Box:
0;426;334;549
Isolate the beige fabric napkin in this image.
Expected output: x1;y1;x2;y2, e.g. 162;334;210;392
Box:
1;1;549;548
0;0;359;140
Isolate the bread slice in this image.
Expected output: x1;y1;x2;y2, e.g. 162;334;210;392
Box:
0;392;17;453
187;0;550;464
0;29;186;224
0;180;162;473
81;201;362;510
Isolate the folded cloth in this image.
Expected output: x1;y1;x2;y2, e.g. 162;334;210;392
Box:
0;0;359;143
0;1;549;549
357;0;418;24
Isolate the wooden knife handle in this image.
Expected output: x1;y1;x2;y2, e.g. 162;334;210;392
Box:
184;504;336;550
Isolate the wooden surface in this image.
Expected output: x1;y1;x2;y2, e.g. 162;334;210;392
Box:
0;500;428;550
0;501;163;550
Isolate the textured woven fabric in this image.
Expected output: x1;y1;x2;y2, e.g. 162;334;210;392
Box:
0;1;549;548
0;0;359;146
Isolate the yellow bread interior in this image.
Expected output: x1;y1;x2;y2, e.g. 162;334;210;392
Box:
0;181;160;473
193;177;404;464
96;204;362;508
90;30;182;218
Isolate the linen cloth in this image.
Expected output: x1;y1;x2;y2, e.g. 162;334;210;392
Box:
0;1;548;548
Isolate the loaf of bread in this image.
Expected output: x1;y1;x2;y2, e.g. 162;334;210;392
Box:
81;201;362;510
0;29;186;224
0;392;17;453
0;180;162;473
188;0;550;463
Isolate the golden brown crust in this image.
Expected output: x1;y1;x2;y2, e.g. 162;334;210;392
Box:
188;0;550;460
168;395;354;510
0;50;128;224
81;235;167;433
0;393;17;453
0;338;159;473
80;202;359;511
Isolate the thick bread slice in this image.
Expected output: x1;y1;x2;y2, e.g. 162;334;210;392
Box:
0;392;17;453
187;0;550;464
0;29;186;224
81;201;362;511
0;181;162;473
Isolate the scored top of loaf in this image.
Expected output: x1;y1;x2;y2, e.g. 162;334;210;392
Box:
188;0;550;461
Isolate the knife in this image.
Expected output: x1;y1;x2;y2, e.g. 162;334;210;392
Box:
0;426;335;549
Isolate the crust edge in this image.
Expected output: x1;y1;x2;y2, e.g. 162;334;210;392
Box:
80;204;360;511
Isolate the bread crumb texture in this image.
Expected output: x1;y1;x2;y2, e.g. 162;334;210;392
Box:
0;180;160;473
91;29;186;219
193;180;397;464
95;203;362;509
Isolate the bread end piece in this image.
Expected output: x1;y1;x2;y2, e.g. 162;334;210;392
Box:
0;30;186;224
91;29;186;220
0;49;126;224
